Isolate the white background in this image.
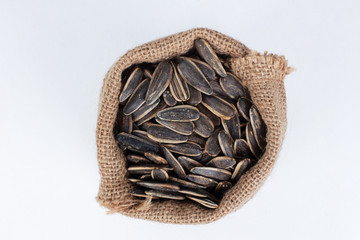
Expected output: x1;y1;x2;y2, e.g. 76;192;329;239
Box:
1;0;359;239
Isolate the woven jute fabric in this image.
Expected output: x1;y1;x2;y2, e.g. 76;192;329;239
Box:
96;28;292;224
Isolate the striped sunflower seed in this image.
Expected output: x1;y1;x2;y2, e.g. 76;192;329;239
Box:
119;67;143;103
144;152;168;165
163;89;177;106
221;112;241;141
190;167;232;181
147;124;188;143
214;181;232;196
151;169;169;182
187;174;218;187
249;106;267;150
187;196;218;209
169;62;190;101
206;156;236;170
202;95;236;120
218;130;235;158
127;154;152;164
231;159;250;182
245;123;263;159
178;156;203;171
155;116;194;135
146;61;173;105
136;181;180;192
135;101;167;126
162;147;187;179
204;128;222;157
145;190;185;200
236;97;253;121
168;176;206;189
196;103;221;127
132;98;160;122
123;79;150;115
163;142;202;157
219;73;250;99
194;38;227;77
188;133;206;149
157;105;200;122
127;164;171;175
194;112;214;138
185;85;202;105
116;132;159;153
233;139;251;158
177;58;213;95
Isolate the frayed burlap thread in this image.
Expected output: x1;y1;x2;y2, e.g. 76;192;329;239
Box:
96;28;292;224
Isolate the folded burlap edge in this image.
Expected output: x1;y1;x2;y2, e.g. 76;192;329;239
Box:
96;28;292;224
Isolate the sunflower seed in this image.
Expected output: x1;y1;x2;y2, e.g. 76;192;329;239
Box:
194;39;227;78
219;73;250;99
128;178;142;183
123;79;150;115
132;98;160;122
136;101;167;126
157;105;200;122
146;61;173;105
163;142;202;157
163;89;177;106
151;169;169;182
140;174;152;180
190;167;232;181
209;80;228;98
162;147;187;179
249;106;267;150
130;187;148;198
202;95;236;120
136;181;180;192
179;188;209;198
187;174;218;187
155;116;194;135
189;57;216;81
204;128;221;157
246;123;263;159
119;67;143;103
140;122;154;131
178;58;213;95
116;132;159;153
127;154;152;164
198;152;213;164
188;133;206;148
237;97;252;121
218;130;234;158
231;159;250;182
144;152;168;165
132;130;158;144
196;103;221;127
127;165;171;175
145;190;185;200
185;85;202;105
186;196;218;209
178;156;203;171
143;68;153;79
168;176;206;189
214;181;232;196
194;112;214;138
147;124;188;143
221;112;241;141
233;139;251;158
169;62;190;101
115;106;133;134
206;156;236;169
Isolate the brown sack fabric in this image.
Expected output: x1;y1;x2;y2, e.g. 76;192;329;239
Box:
96;28;292;224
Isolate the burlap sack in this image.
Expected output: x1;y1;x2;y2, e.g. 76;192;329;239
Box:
96;28;292;224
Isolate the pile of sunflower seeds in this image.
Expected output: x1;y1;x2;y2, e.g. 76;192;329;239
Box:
114;39;267;209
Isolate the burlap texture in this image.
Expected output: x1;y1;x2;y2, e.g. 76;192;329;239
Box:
96;28;292;224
